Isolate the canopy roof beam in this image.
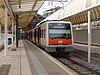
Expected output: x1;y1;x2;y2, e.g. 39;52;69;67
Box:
3;0;15;21
25;0;38;27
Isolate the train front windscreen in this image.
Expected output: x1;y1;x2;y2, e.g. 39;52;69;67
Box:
48;23;72;45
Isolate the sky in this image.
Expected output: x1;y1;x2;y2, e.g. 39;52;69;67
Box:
37;0;70;15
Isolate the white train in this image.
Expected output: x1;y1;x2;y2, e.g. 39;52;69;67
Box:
28;20;73;54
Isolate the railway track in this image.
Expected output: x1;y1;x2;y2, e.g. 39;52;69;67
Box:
69;50;100;73
72;49;100;61
57;57;100;75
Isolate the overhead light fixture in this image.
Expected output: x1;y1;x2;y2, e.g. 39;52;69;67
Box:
19;15;21;18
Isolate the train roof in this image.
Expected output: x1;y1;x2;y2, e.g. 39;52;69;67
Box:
36;20;71;26
32;20;72;30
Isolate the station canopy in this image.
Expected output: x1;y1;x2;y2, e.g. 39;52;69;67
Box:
0;0;68;31
0;0;12;29
44;0;100;25
0;0;100;30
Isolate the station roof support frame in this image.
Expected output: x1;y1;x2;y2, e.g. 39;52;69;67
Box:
43;0;100;24
3;0;15;21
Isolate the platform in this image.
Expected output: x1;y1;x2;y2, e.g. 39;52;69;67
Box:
0;40;32;75
23;40;78;75
0;40;78;75
74;43;100;54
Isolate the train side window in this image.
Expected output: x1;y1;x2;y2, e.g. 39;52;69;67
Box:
43;29;44;38
41;29;43;38
36;30;37;37
41;30;42;38
44;29;46;38
42;29;43;38
33;31;34;37
40;30;41;38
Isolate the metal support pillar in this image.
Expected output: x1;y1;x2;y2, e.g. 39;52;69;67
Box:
4;7;8;56
16;15;18;47
12;20;14;46
15;24;16;45
88;10;91;63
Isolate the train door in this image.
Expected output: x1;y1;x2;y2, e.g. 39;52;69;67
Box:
30;31;32;41
34;29;36;43
38;27;41;45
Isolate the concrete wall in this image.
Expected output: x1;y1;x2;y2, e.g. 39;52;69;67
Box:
92;29;100;44
73;28;100;44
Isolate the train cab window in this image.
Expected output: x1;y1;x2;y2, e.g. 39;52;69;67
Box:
48;23;71;39
65;24;70;29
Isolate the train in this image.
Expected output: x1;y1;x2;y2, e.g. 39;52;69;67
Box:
27;20;73;55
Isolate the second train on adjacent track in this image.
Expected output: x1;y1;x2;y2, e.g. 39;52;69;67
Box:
28;20;73;54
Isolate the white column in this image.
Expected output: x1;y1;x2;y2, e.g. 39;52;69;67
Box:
12;20;14;46
0;25;1;45
4;7;8;56
88;10;91;63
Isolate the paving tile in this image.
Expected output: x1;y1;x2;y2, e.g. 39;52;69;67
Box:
0;40;32;75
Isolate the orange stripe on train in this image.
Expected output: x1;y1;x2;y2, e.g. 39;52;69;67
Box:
48;38;72;45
